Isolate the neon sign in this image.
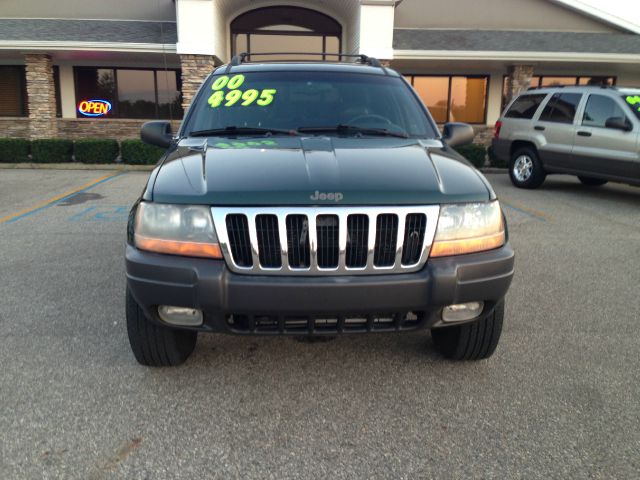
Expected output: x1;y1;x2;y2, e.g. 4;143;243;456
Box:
78;99;112;117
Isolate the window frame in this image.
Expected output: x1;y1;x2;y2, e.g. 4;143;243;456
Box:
53;66;62;118
72;66;182;119
230;6;342;61
404;74;490;125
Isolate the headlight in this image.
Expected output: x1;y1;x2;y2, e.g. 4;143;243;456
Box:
430;200;505;257
134;202;222;259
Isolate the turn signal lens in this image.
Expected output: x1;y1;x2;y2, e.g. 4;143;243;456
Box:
134;202;222;259
135;234;222;259
430;201;505;257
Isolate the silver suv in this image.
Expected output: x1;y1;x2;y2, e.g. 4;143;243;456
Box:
493;86;640;188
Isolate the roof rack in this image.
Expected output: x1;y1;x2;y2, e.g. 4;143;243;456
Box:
527;84;617;91
225;52;384;73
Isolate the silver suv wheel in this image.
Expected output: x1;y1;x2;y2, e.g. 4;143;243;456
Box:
513;155;533;182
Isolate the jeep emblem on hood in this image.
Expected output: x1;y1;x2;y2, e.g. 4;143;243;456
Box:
310;191;344;202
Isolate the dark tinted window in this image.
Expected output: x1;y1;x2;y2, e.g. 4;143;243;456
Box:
74;67;182;119
505;94;546;119
583;95;627;127
76;67;117;116
539;93;582;124
0;66;28;116
184;71;437;138
117;69;156;118
156;70;182;119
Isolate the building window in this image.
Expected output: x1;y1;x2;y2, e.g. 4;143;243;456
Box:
0;66;28;117
405;75;489;124
74;67;182;119
231;6;341;61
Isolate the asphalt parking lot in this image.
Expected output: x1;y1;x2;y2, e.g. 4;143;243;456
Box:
1;169;639;479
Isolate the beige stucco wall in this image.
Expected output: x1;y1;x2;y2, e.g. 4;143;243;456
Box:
0;0;176;20
394;0;620;32
618;71;640;87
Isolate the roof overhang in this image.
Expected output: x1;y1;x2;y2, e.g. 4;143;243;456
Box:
0;41;177;54
393;50;640;64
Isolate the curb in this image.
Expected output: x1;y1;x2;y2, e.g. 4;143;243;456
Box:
0;162;155;171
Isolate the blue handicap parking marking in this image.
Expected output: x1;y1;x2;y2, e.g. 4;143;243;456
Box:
68;205;130;222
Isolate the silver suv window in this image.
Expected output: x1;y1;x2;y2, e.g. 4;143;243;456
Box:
505;94;547;119
583;95;627;128
539;93;582;124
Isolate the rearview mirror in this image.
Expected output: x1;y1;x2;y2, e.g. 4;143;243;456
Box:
141;121;173;148
442;122;475;148
604;117;632;132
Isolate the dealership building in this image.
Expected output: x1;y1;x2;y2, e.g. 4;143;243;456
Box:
2;0;640;143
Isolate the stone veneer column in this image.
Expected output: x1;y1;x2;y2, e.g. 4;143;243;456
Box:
180;54;217;112
24;54;58;138
505;65;534;105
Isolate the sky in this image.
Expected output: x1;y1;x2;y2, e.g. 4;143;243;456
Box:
575;0;640;27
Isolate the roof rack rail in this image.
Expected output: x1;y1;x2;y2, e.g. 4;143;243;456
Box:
225;52;384;69
527;85;566;90
527;84;616;91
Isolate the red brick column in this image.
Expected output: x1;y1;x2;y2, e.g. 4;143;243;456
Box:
24;54;58;138
180;54;217;112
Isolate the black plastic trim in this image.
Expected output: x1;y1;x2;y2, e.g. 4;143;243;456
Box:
126;244;514;334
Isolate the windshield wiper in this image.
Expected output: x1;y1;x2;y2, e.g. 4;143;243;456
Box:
297;124;409;138
190;126;299;137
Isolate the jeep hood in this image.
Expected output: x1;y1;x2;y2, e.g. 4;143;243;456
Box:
149;136;494;205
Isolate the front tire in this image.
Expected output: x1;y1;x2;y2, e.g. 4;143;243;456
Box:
578;176;608;186
509;147;546;189
431;301;504;361
126;288;197;367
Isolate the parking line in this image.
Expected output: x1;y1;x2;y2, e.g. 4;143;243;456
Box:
500;199;549;222
0;172;124;225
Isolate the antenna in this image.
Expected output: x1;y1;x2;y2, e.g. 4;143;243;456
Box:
158;0;174;126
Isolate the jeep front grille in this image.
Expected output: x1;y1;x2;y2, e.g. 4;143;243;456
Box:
212;206;440;275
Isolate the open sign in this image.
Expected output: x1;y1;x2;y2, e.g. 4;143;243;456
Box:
78;99;112;117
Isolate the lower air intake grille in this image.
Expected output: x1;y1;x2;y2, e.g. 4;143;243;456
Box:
228;312;423;334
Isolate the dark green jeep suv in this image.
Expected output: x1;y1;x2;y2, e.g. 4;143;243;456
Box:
125;56;514;366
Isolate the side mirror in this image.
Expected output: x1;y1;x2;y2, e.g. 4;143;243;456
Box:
442;122;475;148
141;121;173;148
604;117;632;132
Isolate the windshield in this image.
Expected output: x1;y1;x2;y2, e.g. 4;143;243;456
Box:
182;70;436;138
622;93;640;120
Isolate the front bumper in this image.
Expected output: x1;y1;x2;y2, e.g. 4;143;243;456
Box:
126;244;514;334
